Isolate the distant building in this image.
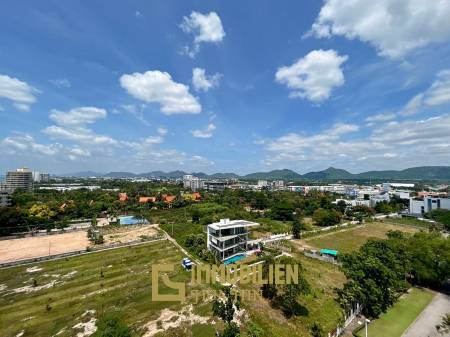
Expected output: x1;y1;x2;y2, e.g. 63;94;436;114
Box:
32;171;50;183
417;191;448;198
5;168;33;192
139;196;157;203
409;196;450;215
204;181;229;191
272;180;284;190
370;191;390;207
0;189;12;207
118;193;128;202
257;180;268;188
183;175;204;191
207;219;260;261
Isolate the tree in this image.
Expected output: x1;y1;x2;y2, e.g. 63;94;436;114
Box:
269;201;294;221
92;312;133;337
313;208;341;227
292;218;305;239
335;200;348;214
28;204;55;222
374;201;393;214
276;257;310;317
212;286;241;337
436;313;450;335
426;209;450;231
310;322;324;337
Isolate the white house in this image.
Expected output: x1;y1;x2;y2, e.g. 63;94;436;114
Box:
207;219;260;261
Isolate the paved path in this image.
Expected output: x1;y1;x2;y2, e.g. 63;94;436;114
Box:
402;292;450;337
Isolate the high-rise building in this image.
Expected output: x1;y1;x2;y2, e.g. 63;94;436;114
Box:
32;171;50;183
6;168;33;192
183;175;204;191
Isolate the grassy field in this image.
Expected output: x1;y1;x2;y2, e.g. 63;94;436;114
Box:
0;229;348;337
0;240;212;337
241;253;346;337
302;222;419;254
357;288;435;337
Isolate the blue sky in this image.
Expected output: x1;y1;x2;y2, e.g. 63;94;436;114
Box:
1;0;450;174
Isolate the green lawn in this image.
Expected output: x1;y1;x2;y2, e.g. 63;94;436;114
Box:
357;288;435;337
303;222;419;254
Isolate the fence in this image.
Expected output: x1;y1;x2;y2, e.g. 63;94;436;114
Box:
0;234;166;269
329;303;362;337
0;226;88;241
304;251;338;265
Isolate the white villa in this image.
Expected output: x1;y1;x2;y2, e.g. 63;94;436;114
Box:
207;219;260;261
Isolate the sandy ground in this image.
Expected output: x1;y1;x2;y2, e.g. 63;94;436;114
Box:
102;225;158;245
0;231;90;263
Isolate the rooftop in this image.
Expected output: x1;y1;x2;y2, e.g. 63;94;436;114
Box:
208;218;260;230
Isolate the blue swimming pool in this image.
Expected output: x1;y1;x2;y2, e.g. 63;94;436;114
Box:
223;254;246;265
118;216;148;225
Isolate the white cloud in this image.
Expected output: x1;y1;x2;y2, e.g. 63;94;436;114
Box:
49;79;71;88
43;125;117;145
135;11;142;18
68;146;91;160
49;107;107;126
1;134;59;156
192;68;222;92
309;0;450;59
262;115;450;170
157;127;168;136
365;113;396;122
399;69;450;116
190;123;216;138
120;70;201;115
180;11;225;57
44;106;116;145
0;74;37;111
424;70;450;106
275;49;348;102
399;94;424;117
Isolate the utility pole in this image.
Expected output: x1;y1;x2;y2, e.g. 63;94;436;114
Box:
365;318;370;337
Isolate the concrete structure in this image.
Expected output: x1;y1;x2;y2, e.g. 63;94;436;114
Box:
409;196;450;215
257;180;268;188
32;172;50;183
0;189;12;207
183;175;204;191
5;168;33;192
204;181;229;191
39;185;100;192
207;219;259;261
370;191;390;207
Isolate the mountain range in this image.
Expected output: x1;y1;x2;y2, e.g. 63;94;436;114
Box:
60;166;450;181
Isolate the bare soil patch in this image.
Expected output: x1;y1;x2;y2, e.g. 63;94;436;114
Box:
0;231;90;263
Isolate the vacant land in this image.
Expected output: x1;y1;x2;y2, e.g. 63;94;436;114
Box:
102;224;159;244
0;240;217;337
0;234;348;337
357;288;435;337
0;231;90;263
299;222;419;254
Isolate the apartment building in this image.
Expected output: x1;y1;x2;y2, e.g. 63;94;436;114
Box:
207;219;260;261
183;175;204;191
5;168;33;192
409;196;450;215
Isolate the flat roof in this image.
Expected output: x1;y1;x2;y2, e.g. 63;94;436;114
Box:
208;219;260;230
320;249;338;256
